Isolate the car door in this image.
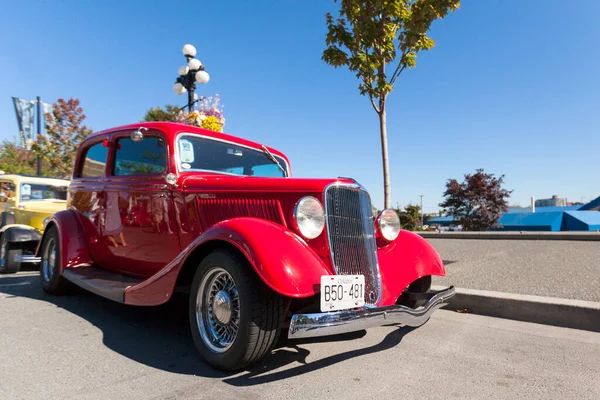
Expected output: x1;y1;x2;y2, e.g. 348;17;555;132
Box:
69;137;109;265
102;130;180;278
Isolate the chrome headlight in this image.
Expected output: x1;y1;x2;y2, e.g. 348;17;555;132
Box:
294;196;325;239
376;209;401;241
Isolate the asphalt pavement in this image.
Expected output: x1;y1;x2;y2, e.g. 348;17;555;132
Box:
2;272;600;399
428;239;600;302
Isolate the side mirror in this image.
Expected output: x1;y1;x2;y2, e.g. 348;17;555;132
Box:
131;127;148;142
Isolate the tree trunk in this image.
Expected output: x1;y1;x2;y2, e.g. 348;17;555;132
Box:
378;108;391;208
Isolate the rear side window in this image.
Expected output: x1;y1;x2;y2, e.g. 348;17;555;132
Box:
80;142;108;178
113;136;166;176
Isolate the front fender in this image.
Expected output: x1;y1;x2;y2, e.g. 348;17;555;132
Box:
1;225;42;243
37;209;93;272
378;230;446;305
124;218;332;306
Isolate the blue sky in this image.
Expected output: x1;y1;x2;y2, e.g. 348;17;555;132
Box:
1;0;599;211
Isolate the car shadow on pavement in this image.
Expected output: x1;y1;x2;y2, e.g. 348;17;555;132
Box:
0;273;415;386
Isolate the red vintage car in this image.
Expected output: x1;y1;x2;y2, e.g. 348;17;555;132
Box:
38;122;455;371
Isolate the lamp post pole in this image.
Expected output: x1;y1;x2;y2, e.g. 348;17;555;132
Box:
174;44;210;112
187;85;194;113
419;194;424;229
36;96;42;176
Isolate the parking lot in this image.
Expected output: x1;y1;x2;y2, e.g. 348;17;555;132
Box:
429;239;600;301
2;272;599;400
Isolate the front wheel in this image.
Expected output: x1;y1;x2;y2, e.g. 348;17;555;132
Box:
0;235;22;274
189;250;285;371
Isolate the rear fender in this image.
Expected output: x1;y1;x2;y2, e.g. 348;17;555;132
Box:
124;218;332;306
377;230;446;305
37;209;93;273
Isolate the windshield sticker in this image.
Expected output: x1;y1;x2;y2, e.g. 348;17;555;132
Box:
21;184;31;197
227;148;243;156
182;162;191;169
179;139;195;163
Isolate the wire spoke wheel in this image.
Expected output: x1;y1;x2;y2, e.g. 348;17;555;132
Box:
196;267;240;353
189;250;284;370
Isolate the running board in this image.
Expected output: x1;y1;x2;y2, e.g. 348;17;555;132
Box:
62;266;144;303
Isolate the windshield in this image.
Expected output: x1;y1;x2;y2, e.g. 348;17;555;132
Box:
20;183;68;202
177;135;289;178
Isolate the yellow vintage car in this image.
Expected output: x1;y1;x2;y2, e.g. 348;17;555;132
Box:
0;174;70;274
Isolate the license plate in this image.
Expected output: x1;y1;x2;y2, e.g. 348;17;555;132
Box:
320;275;365;312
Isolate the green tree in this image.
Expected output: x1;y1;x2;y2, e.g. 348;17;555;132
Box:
0;139;36;175
395;202;421;231
143;104;181;122
31;98;93;179
439;168;513;231
323;0;459;208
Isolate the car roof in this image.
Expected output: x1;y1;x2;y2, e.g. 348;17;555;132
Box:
86;121;289;162
0;174;71;185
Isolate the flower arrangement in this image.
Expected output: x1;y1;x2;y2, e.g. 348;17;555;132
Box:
177;94;225;132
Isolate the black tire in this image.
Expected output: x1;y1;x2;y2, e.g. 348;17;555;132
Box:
39;226;71;295
397;275;432;308
189;250;285;371
0;234;22;274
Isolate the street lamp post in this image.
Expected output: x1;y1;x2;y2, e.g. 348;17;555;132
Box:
36;96;42;176
419;194;424;229
173;44;210;112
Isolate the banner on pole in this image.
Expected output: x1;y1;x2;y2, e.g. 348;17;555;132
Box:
12;97;35;150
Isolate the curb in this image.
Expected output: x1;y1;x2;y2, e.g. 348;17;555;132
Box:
432;285;600;332
419;232;600;241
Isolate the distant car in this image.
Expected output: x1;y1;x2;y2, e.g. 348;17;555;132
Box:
0;174;69;274
38;122;455;371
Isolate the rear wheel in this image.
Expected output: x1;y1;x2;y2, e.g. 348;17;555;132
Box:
0;235;22;274
40;226;71;295
189;250;285;371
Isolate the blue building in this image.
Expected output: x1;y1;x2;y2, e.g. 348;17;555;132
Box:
428;196;600;232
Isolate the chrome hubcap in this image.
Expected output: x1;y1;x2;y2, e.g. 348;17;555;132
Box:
213;290;233;324
42;238;55;282
196;268;240;353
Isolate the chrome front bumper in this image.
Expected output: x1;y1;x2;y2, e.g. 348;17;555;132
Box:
288;286;455;339
13;254;41;264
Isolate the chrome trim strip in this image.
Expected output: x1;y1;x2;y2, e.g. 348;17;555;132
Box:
13;254;41;264
288;286;455;339
323;182;382;304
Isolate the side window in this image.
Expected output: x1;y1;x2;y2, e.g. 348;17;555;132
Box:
80;142;108;178
113;136;166;176
0;180;16;203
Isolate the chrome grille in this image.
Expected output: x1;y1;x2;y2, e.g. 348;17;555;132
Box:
324;184;380;304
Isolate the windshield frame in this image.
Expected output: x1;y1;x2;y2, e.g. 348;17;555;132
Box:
174;133;291;178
